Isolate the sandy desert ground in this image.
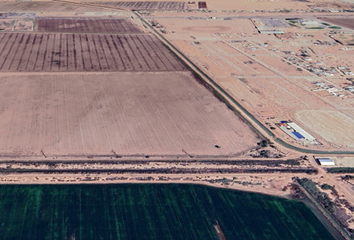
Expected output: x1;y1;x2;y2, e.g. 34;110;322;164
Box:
152;13;354;150
0;72;260;157
295;110;354;148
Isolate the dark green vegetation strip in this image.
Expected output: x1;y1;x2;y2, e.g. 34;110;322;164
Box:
327;168;354;174
296;178;335;214
133;12;354;155
0;158;303;165
0;168;318;174
0;184;335;240
294;178;350;239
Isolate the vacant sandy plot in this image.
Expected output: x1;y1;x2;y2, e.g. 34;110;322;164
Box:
327;157;354;167
0;20;16;31
0;19;34;32
255;55;310;77
0;72;259;157
295;110;354;148
217;77;278;113
36;19;142;33
12;19;33;32
0;33;185;72
171;39;277;77
240;77;327;109
159;18;257;39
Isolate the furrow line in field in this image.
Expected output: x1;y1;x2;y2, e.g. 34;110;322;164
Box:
128;35;152;71
133;34;158;70
0;33;19;70
81;34;93;70
12;33;31;71
92;34;109;70
110;34;130;70
148;34;183;71
20;34;36;71
115;35;134;70
137;34;166;70
6;33;25;71
97;35;113;70
121;35;142;70
67;34;75;71
144;34;175;70
87;34;100;70
102;35;119;71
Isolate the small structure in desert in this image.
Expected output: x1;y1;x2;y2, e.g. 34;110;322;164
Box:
198;1;207;9
316;158;335;166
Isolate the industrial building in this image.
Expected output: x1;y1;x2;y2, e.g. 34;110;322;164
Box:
276;121;319;145
316;158;335;166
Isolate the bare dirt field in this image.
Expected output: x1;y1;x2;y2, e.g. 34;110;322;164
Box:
325;157;354;167
0;19;16;31
0;33;185;72
12;19;34;32
295;110;354;148
0;1;114;12
231;77;328;109
0;72;260;157
36;18;142;33
324;18;354;30
0;19;34;32
90;2;187;10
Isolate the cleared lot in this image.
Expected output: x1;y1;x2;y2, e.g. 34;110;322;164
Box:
0;72;260;157
36;19;142;33
0;33;185;72
295;110;354;148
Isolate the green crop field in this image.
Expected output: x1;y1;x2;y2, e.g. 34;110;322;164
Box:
0;184;335;240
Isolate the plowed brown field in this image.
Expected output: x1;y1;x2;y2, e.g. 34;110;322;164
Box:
324;18;354;30
90;1;187;10
36;19;142;33
0;72;259;157
0;1;111;12
0;33;185;72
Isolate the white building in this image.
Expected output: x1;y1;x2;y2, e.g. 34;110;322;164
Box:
317;158;335;166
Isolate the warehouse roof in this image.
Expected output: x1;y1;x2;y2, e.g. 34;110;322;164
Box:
316;158;335;166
